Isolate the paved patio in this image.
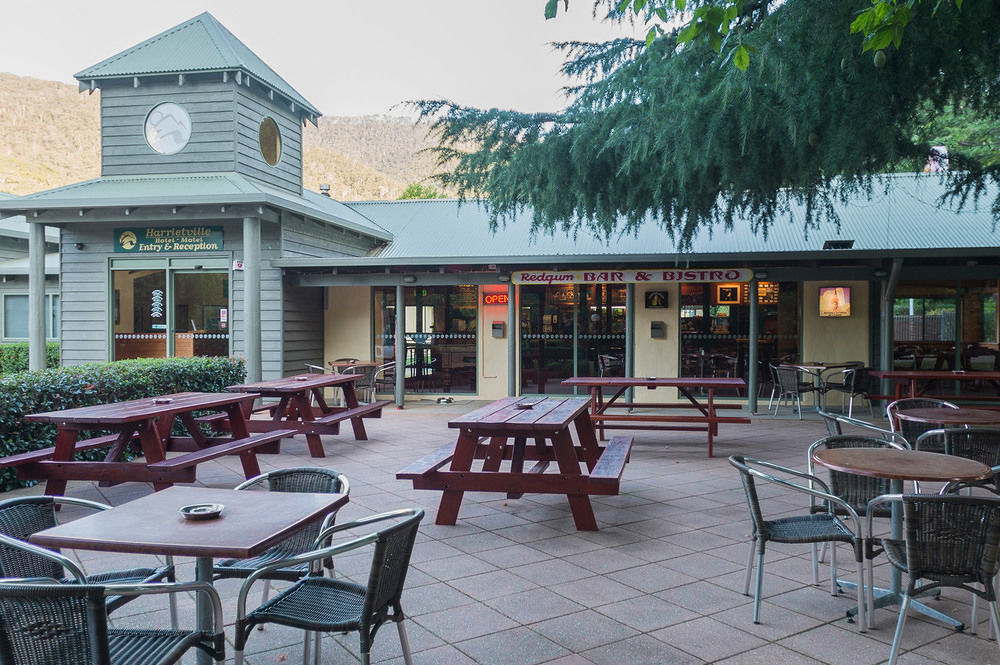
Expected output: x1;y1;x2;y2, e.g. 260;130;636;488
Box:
9;400;998;665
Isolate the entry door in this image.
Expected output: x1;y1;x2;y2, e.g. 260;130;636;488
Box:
171;271;229;358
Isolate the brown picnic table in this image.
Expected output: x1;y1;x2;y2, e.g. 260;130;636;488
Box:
226;373;390;457
15;392;293;497
397;396;632;531
561;376;750;457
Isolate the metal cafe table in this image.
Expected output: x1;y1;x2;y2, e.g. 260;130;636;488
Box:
397;396;632;531
812;447;991;629
894;406;1000;428
15;392;291;497
872;369;1000;401
31;485;349;665
561;376;749;457
226;373;390;458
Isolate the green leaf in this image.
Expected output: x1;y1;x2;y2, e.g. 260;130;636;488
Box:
733;44;750;71
544;0;559;19
645;26;658;47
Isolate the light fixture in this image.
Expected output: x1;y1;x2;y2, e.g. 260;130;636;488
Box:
755;270;768;280
74;242;84;250
873;269;888;278
402;275;416;284
498;274;510;282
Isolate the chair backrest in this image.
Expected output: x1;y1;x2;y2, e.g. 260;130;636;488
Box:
361;508;424;640
729;455;766;536
772;365;804;393
236;469;349;553
375;361;396;384
597;355;620;376
0;583;111;665
820;410;843;436
0;497;62;580
808;436;898;514
886;398;959;444
962;345;1000;372
916;428;1000;469
898;494;1000;595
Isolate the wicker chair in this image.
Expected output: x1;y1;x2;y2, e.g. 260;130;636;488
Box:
916;428;1000;480
341;364;378;404
818;410;909;445
234;507;425;665
824;367;875;417
886;398;960;448
0;581;224;665
729;456;867;631
770;364;819;418
867;494;1000;665
0;496;176;623
373;361;396;394
213;468;350;604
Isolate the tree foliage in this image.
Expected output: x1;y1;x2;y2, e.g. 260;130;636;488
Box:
398;182;448;200
419;0;1000;248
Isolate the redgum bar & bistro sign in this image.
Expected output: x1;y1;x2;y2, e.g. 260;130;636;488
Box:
512;269;754;285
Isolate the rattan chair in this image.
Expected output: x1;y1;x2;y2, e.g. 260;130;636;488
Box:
916;428;1000;480
0;496;176;623
886;398;960;448
213;468;350;604
818;410;909;445
341;364;378;404
0;581;223;665
770;364;819;419
824;367;875;417
867;494;1000;665
373;361;396;394
234;507;425;665
729;455;867;631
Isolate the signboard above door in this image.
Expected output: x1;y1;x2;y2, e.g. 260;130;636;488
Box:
114;226;224;253
512;268;754;285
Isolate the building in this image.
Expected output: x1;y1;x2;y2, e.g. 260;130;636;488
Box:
1;13;998;408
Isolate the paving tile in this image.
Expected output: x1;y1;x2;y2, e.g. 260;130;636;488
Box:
582;633;702;665
651;616;767;661
455;627;569;665
532;609;639;651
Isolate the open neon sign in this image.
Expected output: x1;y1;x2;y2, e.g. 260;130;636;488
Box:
483;293;509;306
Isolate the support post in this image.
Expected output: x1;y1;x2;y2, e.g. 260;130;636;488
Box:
625;284;635;404
28;222;46;371
242;216;262;383
395;284;405;407
507;282;516;396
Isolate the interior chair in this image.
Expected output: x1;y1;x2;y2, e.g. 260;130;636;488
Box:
770;364;819;419
598;354;622;377
886;398;960;448
824;367;875;417
729;455;867;631
0;581;223;665
807;434;910;626
213;468;350;605
867;494;1000;665
0;496;176;624
234;507;425;665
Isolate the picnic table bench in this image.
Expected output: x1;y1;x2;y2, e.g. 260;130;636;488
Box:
397;396;631;531
17;392;292;496
561;376;750;457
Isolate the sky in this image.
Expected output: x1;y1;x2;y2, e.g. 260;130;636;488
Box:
1;0;644;117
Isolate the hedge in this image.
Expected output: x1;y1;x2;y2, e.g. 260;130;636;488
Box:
0;356;247;493
0;342;60;374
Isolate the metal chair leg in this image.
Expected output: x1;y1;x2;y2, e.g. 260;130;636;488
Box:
887;595;911;665
398;618;415;665
743;539;756;596
753;549;766;624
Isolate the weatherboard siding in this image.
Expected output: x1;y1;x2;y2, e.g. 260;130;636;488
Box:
281;215;374;258
60;227;114;365
281;284;324;375
100;77;237;177
234;88;302;194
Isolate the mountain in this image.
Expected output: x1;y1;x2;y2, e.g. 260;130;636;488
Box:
0;73;443;199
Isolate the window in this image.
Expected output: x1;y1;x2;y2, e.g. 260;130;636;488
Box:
258;117;282;166
2;294;59;340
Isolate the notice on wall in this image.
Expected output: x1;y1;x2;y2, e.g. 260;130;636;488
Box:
115;226;224;253
512;268;754;285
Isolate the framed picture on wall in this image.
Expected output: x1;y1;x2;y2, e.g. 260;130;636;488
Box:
819;287;851;317
644;291;668;308
716;284;741;305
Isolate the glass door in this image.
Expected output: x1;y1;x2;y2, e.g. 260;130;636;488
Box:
172;272;229;358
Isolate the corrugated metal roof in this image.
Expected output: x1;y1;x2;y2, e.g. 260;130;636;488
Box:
75;12;320;118
0;173;390;242
0;253;58;276
333;174;1000;266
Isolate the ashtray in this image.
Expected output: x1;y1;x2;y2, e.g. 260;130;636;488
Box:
515;402;538;410
646;377;657;381
294;376;310;381
178;503;224;520
153;398;173;404
953;370;966;374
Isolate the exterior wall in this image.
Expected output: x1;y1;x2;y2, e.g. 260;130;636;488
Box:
633;283;682;402
234;86;302;194
100;76;237;176
60;228;116;364
281;214;375;258
324;286;372;363
479;290;509;400
802;280;870;364
0;276;59;341
281;283;324;376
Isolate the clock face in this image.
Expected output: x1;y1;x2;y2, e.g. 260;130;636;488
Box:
145;102;191;155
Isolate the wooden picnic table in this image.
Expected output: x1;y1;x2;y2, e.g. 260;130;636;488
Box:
397;396;632;531
17;392;293;497
560;376;750;457
226;373;390;458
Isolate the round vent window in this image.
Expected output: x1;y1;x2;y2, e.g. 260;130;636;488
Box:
258;117;282;166
144;102;191;155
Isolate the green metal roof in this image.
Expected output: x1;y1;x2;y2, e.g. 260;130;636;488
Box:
0;173;390;242
274;173;1000;268
75;12;320;118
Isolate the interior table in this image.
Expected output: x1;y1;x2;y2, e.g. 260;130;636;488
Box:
871;369;1000;401
560;376;749;457
397;396;632;531
31;485;349;665
812;447;991;629
227;374;389;457
19;391;284;497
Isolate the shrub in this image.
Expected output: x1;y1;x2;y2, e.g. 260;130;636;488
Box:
0;342;60;374
0;356;246;493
